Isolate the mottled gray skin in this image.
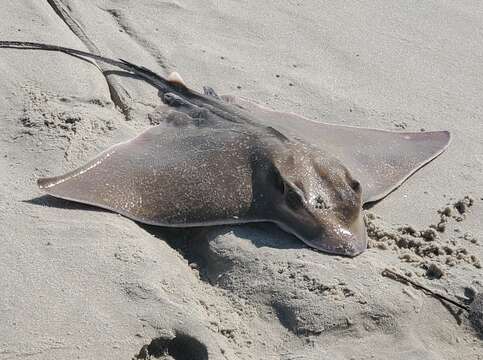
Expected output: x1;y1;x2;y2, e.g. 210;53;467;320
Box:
0;41;449;256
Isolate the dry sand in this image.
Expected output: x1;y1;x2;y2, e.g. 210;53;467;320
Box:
1;1;482;359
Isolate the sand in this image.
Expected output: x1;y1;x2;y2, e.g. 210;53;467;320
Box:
1;1;482;359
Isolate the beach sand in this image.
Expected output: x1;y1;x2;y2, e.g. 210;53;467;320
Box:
1;1;482;359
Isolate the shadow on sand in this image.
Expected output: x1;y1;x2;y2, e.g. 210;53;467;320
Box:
28;195;305;252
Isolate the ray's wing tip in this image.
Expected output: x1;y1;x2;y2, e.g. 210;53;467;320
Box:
406;129;451;151
431;129;451;142
441;130;451;145
427;129;451;151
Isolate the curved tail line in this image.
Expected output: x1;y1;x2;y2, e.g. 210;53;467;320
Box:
0;40;171;92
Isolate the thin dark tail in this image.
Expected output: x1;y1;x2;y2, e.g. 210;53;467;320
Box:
0;40;171;92
0;40;256;124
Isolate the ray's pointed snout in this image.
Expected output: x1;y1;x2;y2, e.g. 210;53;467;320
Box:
307;214;368;257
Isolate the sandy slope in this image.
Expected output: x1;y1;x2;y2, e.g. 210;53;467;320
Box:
1;1;482;359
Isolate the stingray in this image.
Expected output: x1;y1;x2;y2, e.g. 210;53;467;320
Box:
0;41;450;256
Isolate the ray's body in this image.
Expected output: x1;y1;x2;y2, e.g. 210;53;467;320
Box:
0;41;450;256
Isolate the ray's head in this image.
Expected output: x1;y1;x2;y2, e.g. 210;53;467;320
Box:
267;144;367;256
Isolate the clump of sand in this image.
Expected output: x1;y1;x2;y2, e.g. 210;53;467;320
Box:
365;196;481;277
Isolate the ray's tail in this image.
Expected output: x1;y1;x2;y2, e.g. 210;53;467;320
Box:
0;40;172;92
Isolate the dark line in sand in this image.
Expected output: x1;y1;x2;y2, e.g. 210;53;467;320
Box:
45;0;132;120
382;268;469;311
102;7;171;72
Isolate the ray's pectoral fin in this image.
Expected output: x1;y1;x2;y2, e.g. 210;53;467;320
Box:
36;126;181;225
225;96;451;203
334;129;450;203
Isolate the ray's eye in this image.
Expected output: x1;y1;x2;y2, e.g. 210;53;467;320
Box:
350;179;361;193
344;169;361;193
269;166;286;194
275;174;286;194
